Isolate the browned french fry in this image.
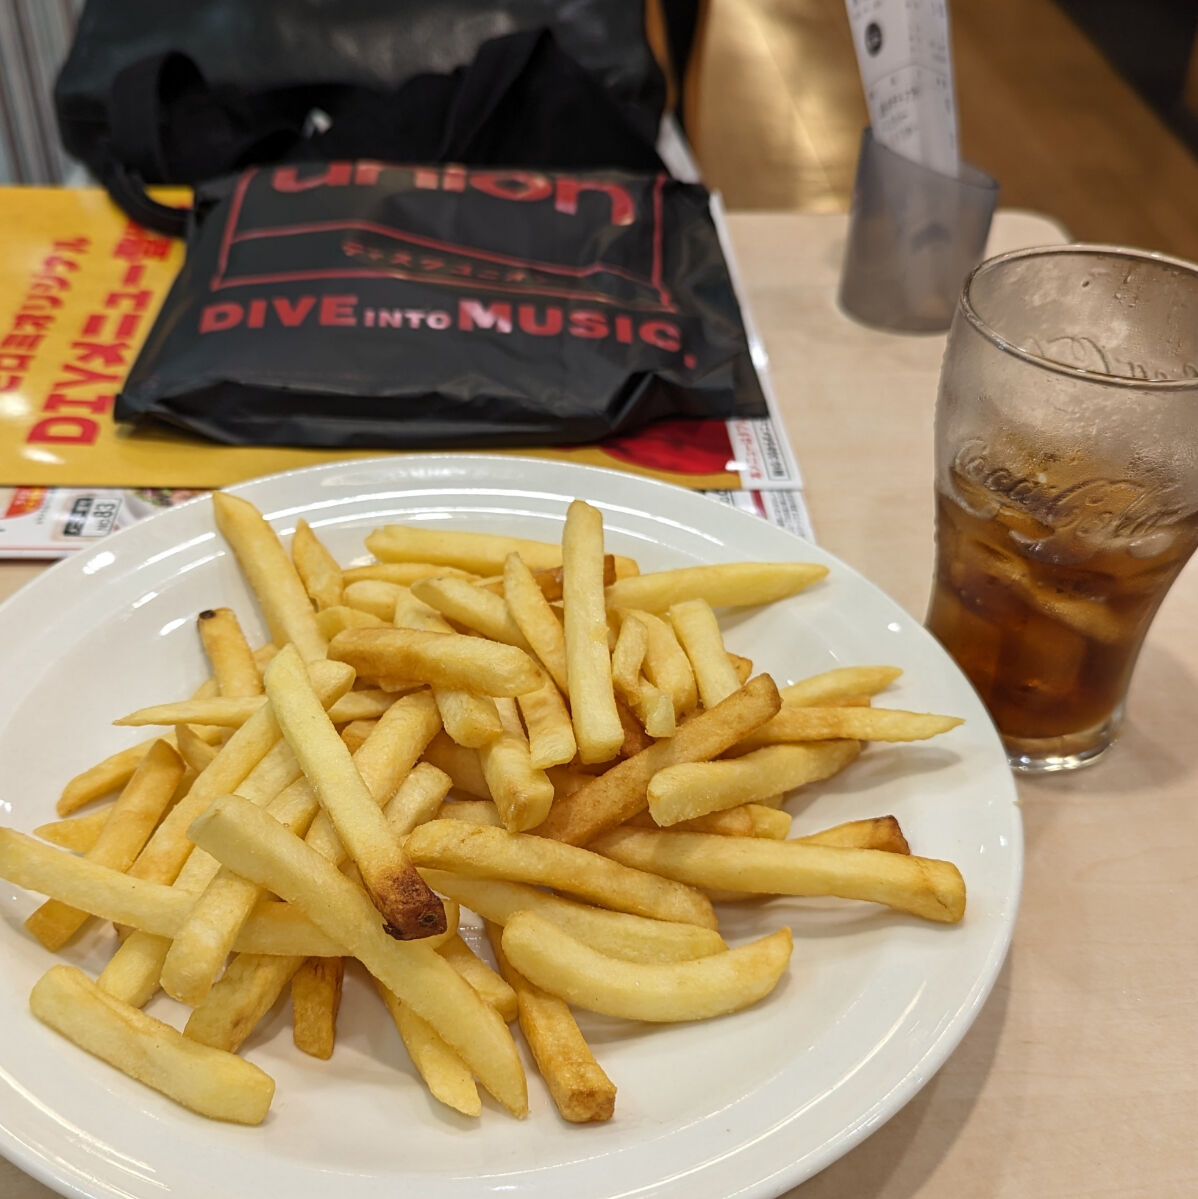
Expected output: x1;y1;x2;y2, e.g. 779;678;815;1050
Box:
291;956;344;1059
534;674;781;846
264;644;445;939
799;816;910;854
292;518;343;611
212;491;326;663
562;501;623;765
487;922;616;1123
647;740;863;826
405;819;717;929
25;739;184;951
590;827;966;922
197;607;263;696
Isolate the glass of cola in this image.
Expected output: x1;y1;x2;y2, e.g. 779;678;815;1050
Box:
926;244;1198;772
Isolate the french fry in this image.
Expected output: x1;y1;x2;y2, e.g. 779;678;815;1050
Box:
515;679;576;772
381;762;454;837
25;739;185;951
622;609;697;717
34;805;113;853
197;607;263;696
668;599;741;708
329;626;542;697
626;803;792;839
374;981;481;1117
609;612;648;703
501;912;792;1022
58;738;156;816
212;491;327;663
118;688;402;731
438;933;518;1022
781;665;903;706
264;645;445;939
187;793;528;1116
646;740;862;826
420;869;726;963
487;922;616;1123
174;723;219;773
343;578;408;621
590;827;966;922
562;501;623;764
502;552;569;692
479;555;617;601
799;816;910;854
315;604;386;639
292;518;344;611
534;674;781;845
405;819;717;928
186;953;305;1052
342;562;477;586
31;965;276;1124
410;575;533;653
479;698;556;832
605;561;828;612
291;956;344;1059
341;719;377;754
734;707;962;751
632;681;676;739
422;732;490;799
729;652;753;684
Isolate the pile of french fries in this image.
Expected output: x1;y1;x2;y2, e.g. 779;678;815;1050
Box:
0;492;967;1128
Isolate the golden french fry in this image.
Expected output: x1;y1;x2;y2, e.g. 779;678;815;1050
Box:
562;500;624;764
515;679;576;771
421;869;726;963
780;665;903;706
58;738;156;816
186;953;305;1052
197;607;263;697
734;706;962;750
668;599;741;709
405;819;716;928
501;912;792;1022
422;732;490;799
264;644;445;939
729;653;753;684
343;578;408;621
174;723;219;773
329;626;542;697
410;575;533;653
609;612;648;703
647;740;862;826
212;492;327;663
591;827;966;922
26;739;185;951
487;922;616;1123
799;816;911;854
340;719;377;754
291;956;344;1059
187;793;528;1116
381;761;454;837
479;555;617;601
622;609;697;717
438;933;518;1022
292;518;344;611
116;697;262;728
632;681;676;739
479;698;555;832
606;561;828;612
34;805;113;853
315;604;386;639
535;674;782;846
342;562;478;586
502;552;570;692
31;965;275;1124
374;981;481;1117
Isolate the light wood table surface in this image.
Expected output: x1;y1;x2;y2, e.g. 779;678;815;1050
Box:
2;211;1195;1199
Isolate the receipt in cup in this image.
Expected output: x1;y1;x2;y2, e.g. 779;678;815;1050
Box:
845;0;959;176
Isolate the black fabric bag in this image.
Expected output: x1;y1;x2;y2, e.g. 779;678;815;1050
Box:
114;162;767;448
55;0;668;236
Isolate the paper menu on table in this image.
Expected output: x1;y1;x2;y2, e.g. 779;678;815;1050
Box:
845;0;959;176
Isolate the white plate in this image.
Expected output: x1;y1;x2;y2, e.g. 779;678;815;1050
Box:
0;456;1020;1199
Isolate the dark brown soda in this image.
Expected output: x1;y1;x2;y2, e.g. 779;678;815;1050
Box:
926;489;1198;740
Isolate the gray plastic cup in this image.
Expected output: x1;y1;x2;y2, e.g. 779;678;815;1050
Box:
838;128;999;333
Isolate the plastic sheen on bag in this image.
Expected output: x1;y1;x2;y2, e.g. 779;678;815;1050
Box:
114;163;768;448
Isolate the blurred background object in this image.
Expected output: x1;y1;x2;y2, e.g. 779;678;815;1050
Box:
0;0;84;184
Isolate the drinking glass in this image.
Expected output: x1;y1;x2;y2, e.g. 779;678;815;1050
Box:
925;244;1198;772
